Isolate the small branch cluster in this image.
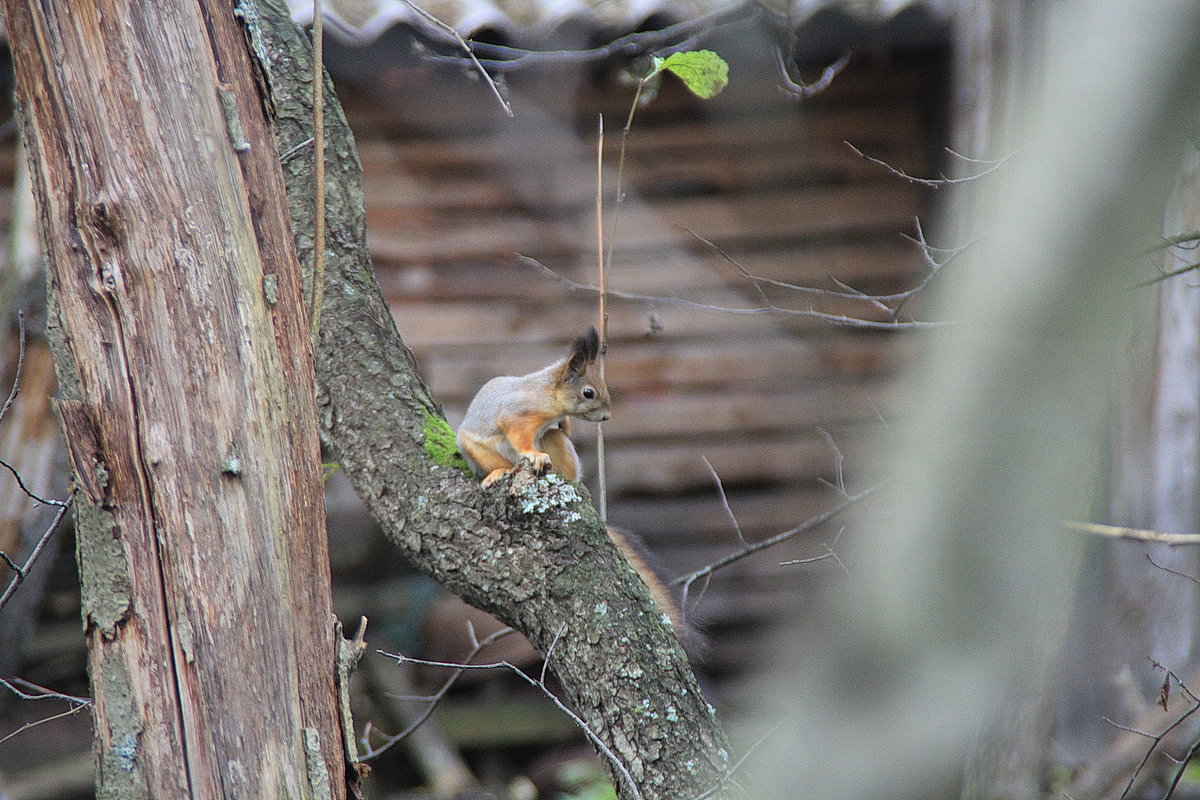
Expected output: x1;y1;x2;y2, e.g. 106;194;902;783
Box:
1105;661;1200;800
374;622;772;800
378;626;646;800
519;241;951;331
673;477;880;611
672;447;862;615
359;622;515;761
414;4;755;73
0;678;91;747
0;311;75;615
845;141;1016;188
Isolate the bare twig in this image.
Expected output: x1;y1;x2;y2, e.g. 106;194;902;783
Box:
0;455;68;508
400;0;513;117
890;218;972;316
776;49;851;98
0;677;90;705
1111;663;1200;800
781;527;851;577
517;254;949;330
1139;229;1200;256
679;224;796;307
779;550;838;570
1162;738;1200;800
0;314;64;513
0;698;91;747
673;480;885;594
279;136;314;162
691;715;792;800
0;549;21;575
0;678;92;747
595;117;608;522
360;623;515;760
418;4;754;72
379;642;645;800
844;141;1016;188
701;456;747;547
1153;662;1200;705
0;310;27;428
309;0;327;338
0;315;68;511
1103;717;1158;738
828;275;892;315
1063;520;1200;546
1;703;89;746
0;493;75;614
679;218;961;325
1133;260;1200;289
1145;552;1200;585
814;427;846;496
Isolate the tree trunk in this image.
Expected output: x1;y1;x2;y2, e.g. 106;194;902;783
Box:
1109;144;1200;684
950;5;1200;798
737;3;1200;800
4;2;347;799
949;5;1063;799
243;2;733;798
1055;144;1200;800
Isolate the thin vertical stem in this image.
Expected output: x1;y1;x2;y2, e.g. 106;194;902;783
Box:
595;116;608;521
309;0;326;339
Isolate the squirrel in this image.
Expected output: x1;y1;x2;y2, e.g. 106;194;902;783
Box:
455;327;691;648
456;326;610;487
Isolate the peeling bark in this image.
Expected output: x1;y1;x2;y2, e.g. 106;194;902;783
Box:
4;1;347;798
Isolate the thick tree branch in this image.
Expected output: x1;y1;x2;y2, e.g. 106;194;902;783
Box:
249;2;731;797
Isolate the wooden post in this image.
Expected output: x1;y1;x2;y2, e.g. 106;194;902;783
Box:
3;2;347;798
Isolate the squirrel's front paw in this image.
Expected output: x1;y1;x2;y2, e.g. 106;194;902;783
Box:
524;452;552;475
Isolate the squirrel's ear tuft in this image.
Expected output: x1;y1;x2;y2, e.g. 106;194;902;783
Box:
567;326;601;374
572;326;601;362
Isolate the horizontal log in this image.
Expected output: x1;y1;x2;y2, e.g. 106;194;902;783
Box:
375;237;921;307
358;136;927;215
367;180;923;264
353;100;925;175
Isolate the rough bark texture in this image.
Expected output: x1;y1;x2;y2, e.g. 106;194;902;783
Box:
5;2;346;799
244;2;732;797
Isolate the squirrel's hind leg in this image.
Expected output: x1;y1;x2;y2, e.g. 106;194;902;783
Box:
540;425;582;482
457;431;516;486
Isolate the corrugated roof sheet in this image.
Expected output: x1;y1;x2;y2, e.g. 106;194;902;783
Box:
289;0;953;46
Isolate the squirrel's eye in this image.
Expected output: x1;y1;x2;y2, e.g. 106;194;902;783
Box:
582;387;596;400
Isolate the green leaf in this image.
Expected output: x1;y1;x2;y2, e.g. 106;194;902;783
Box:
657;50;729;100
